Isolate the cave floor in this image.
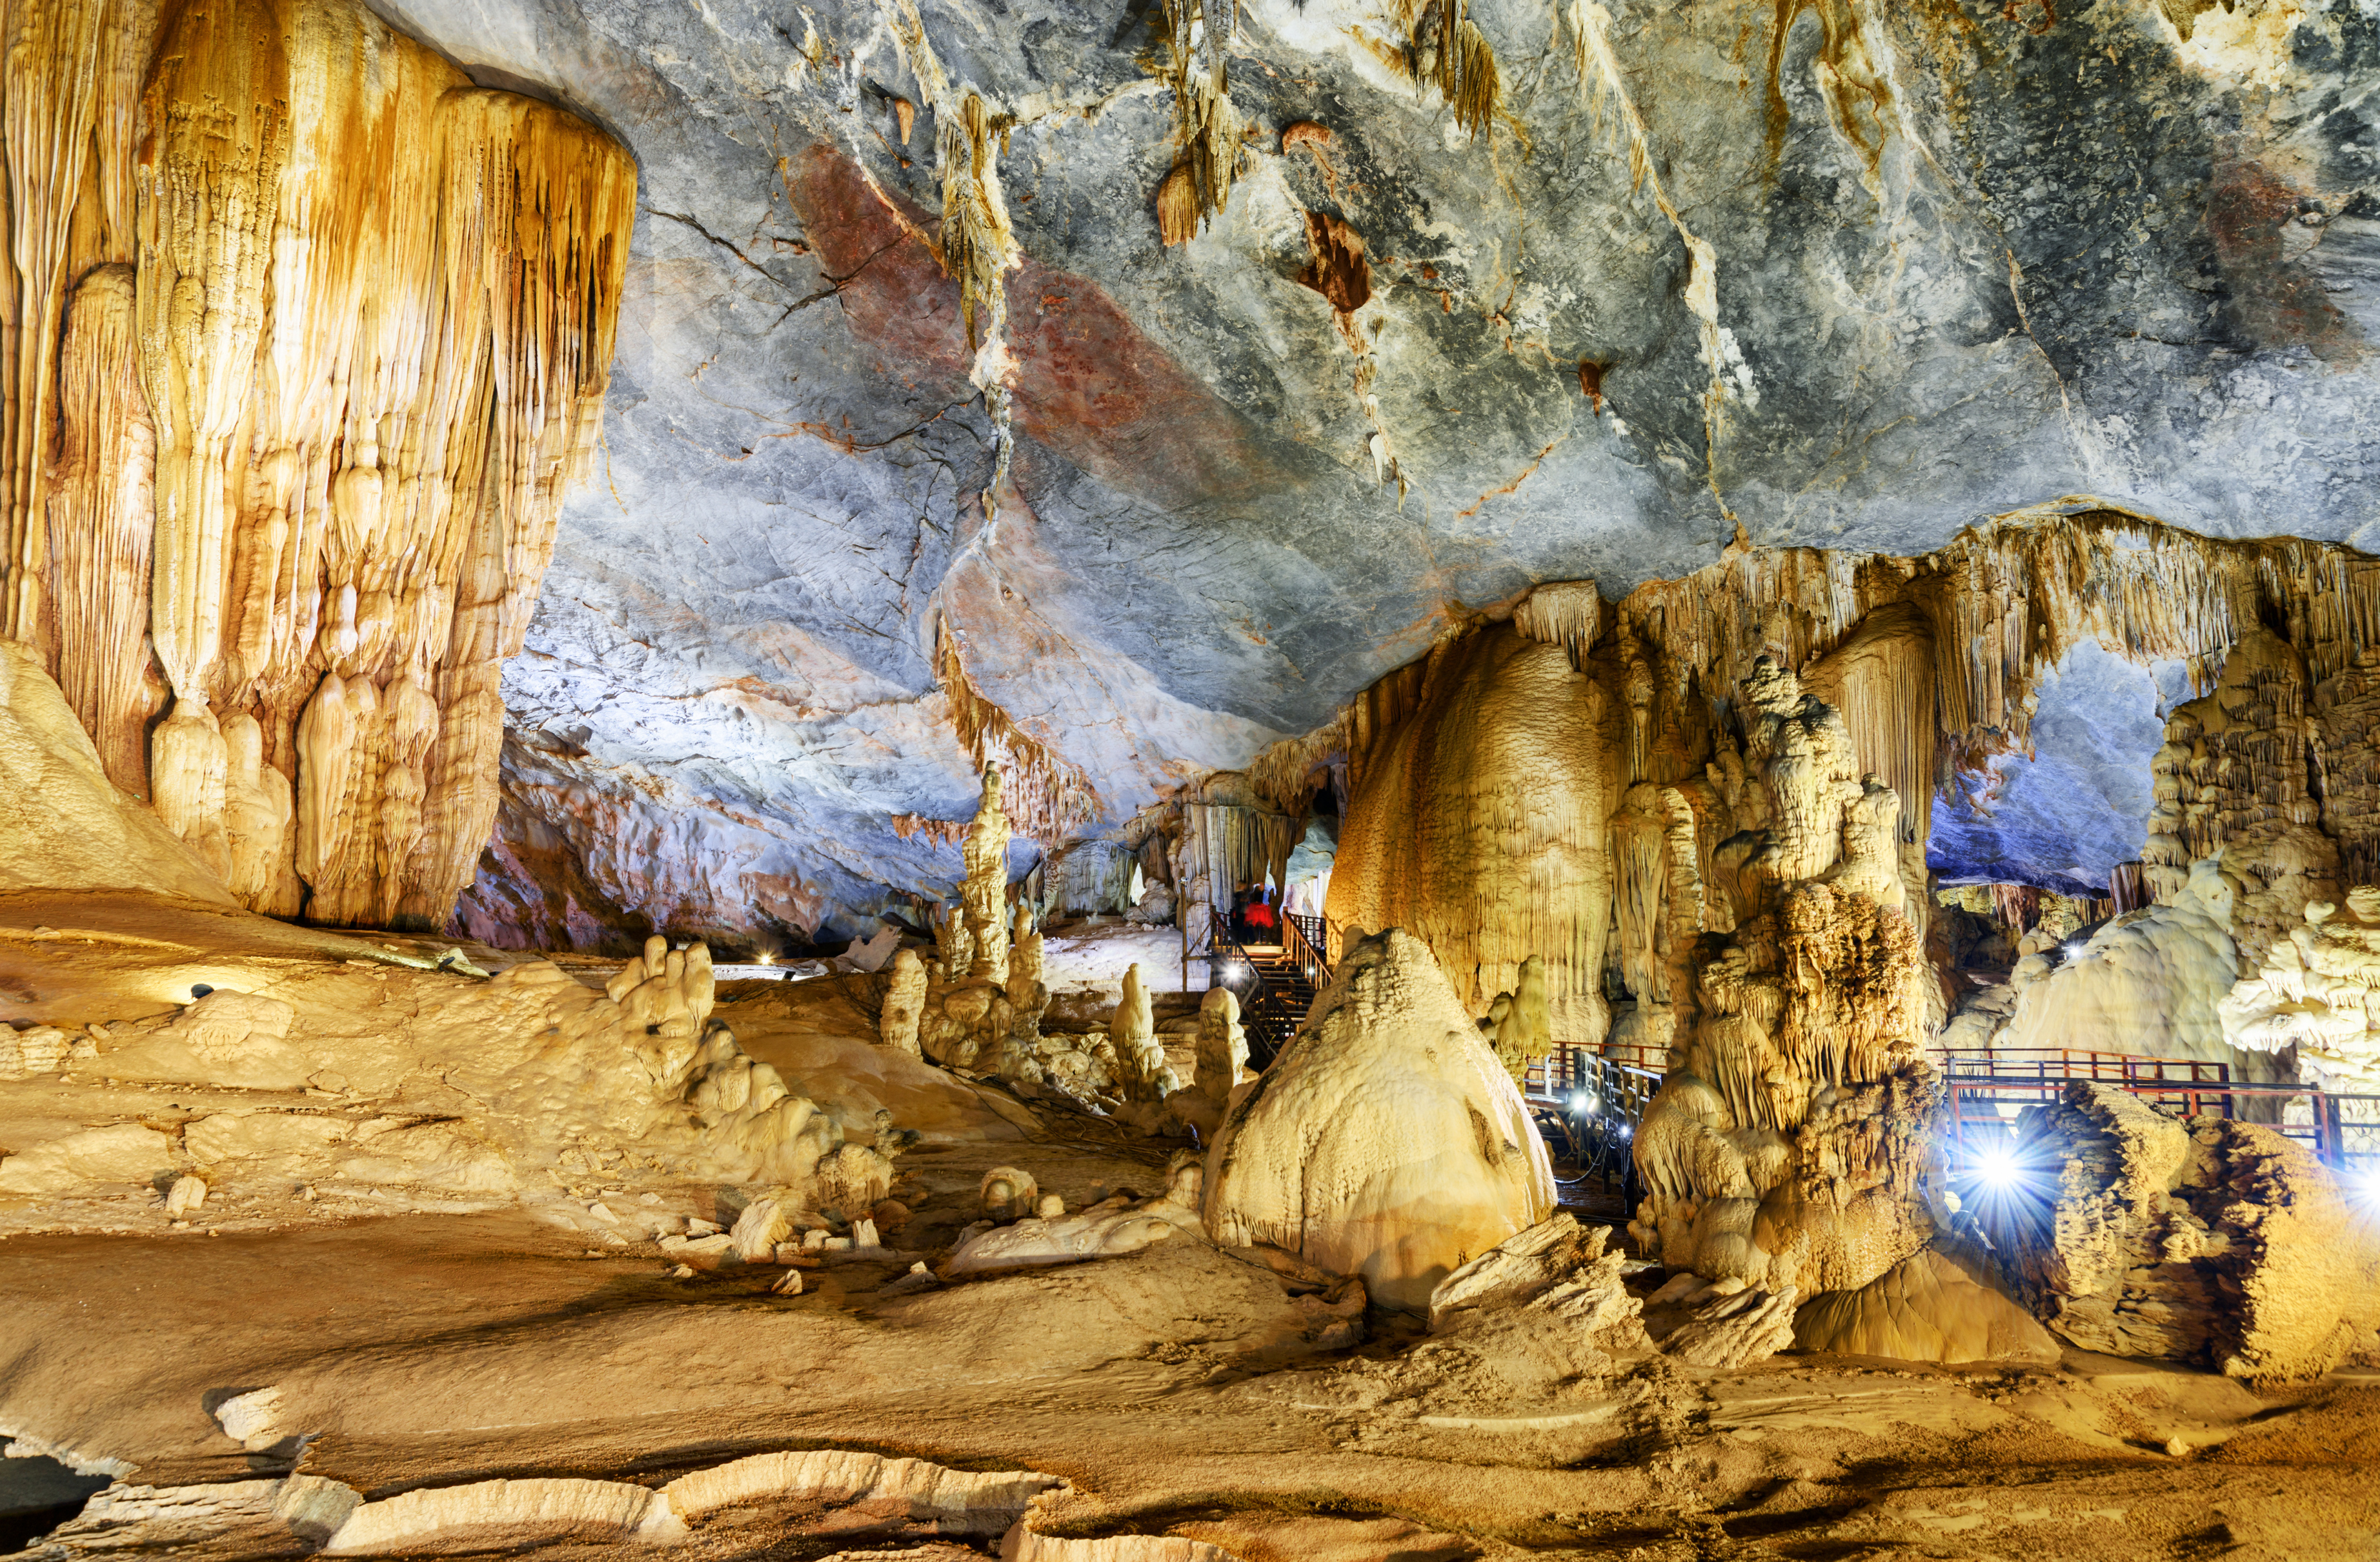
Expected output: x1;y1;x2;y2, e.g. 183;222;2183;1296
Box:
4;1184;2377;1561
4;893;2379;1560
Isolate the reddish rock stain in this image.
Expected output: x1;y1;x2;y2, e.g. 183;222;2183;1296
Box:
782;142;1289;505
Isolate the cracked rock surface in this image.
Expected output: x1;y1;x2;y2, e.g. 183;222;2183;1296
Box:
367;0;2380;943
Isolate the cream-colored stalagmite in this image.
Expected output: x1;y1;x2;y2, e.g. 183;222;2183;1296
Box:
1205;929;1556;1313
961;765;1011;983
1622;657;1934;1295
1477;953;1550;1084
1106;963;1176;1102
880;948;928;1055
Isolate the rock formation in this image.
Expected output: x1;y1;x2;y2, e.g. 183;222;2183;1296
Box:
1792;1248;2060;1367
1425;1212;1638;1340
0;642;236;905
947;1151;1206;1275
1626;657;1934;1296
961;766;1013;984
1996;1083;2380;1384
1;0;634;932
1164;986;1254;1139
2222;888;2380;1099
1476;954;1551;1084
1203;929;1555;1312
881;949;929;1056
1105;964;1176;1103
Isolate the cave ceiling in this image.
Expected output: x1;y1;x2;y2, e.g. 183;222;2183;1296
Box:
373;0;2380;945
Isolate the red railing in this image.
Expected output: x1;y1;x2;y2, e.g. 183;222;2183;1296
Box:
1943;1076;2379;1171
1930;1045;2231;1086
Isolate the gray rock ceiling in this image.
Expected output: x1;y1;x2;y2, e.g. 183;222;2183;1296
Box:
375;0;2380;947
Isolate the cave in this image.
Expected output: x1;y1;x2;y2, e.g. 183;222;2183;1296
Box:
2;0;2379;1553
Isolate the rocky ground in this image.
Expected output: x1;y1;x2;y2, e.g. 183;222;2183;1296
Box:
4;892;2379;1561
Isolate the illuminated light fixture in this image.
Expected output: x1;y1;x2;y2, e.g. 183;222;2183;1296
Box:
1967;1139;2022;1189
1569;1092;1598;1115
2348;1161;2380;1210
756;951;777;966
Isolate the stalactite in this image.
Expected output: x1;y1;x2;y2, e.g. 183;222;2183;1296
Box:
43;263;153;795
1511;579;1603;671
1;0;112;644
137;0;287;724
933;616;1101;848
2140;627;2337;971
1174;775;1303;920
935;92;1012;354
94;0;634;925
1398;0;1500;138
1155;0;1240;244
1801;601;1936;852
890;812;968;847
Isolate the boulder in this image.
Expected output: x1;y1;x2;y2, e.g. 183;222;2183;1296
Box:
1792;1246;2060;1365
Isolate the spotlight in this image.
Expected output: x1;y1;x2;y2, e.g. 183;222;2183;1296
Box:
1617;1123;1633;1140
1968;1139;2022;1189
2346;1161;2380;1210
756;951;777;966
1568;1092;1599;1115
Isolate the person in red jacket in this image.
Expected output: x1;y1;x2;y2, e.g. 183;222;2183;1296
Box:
1244;886;1279;940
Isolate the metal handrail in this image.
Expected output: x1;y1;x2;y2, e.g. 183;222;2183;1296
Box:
1523;1051;1663;1206
1279;910;1331;995
1944;1076;2380;1170
1930;1045;2233;1086
1206;908;1302;1068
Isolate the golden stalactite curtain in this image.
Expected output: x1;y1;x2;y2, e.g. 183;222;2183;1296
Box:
0;0;635;928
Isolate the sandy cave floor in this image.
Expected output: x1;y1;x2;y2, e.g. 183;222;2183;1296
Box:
4;898;2380;1560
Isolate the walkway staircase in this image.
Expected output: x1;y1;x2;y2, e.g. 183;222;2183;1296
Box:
1204;909;1329;1069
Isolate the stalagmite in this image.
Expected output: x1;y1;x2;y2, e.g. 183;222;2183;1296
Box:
1204;929;1556;1312
1477;953;1550;1083
1626;659;1933;1294
962;765;1012;983
1106;963;1175;1102
1193;987;1252;1100
881;948;928;1054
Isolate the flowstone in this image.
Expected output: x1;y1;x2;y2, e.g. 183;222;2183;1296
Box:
947;1151;1206;1276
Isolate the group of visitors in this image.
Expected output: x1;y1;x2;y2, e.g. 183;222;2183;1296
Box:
1231;883;1280;943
